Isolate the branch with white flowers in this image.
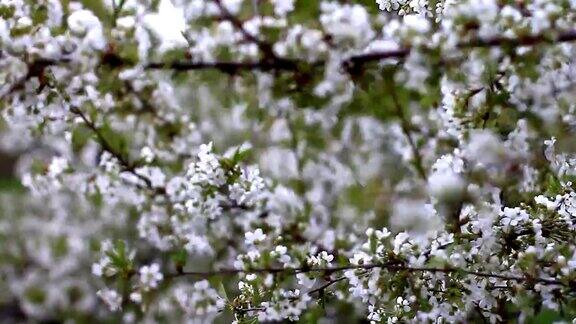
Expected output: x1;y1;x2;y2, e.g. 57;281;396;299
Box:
169;262;569;288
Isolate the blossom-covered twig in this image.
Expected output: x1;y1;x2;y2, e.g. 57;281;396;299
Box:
4;29;575;80
343;29;576;69
170;262;568;288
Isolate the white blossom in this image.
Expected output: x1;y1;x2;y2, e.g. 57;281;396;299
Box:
96;289;122;312
138;263;164;291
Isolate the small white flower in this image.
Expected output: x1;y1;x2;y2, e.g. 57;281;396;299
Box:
271;0;295;16
48;157;69;177
92;263;104;277
296;273;316;289
245;228;266;245
320;251;334;263
140;147;155;163
97;288;122;312
275;245;288;255
16;16;32;29
130;292;142;304
139;263;164;290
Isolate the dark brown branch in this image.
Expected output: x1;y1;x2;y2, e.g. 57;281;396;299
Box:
343;49;411;70
144;59;300;73
307;275;348;295
5;30;575;81
0;58;69;100
459;29;576;48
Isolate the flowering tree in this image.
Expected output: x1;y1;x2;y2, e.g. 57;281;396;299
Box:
1;0;576;322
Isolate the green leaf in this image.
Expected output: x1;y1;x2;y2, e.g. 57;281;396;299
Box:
80;0;111;26
71;125;92;153
10;25;33;38
31;4;48;25
0;4;15;19
99;122;130;163
170;249;187;270
292;0;320;24
528;309;565;324
232;147;252;164
0;178;24;192
105;240;133;274
215;280;229;301
545;174;562;196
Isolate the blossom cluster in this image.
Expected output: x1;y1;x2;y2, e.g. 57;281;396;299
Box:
0;0;576;322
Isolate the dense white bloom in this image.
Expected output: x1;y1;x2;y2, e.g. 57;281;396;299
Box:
271;0;295;16
320;3;374;47
376;0;406;12
390;199;443;235
465;130;509;168
173;281;225;316
428;170;464;200
67;9;105;50
188;142;225;186
47;157;68;177
184;233;212;255
143;0;187;52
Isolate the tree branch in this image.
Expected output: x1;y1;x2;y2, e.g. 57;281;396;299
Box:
4;29;575;82
168;262;569;288
144;59;300;73
342;29;576;69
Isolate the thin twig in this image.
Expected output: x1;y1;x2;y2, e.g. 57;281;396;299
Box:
389;82;428;180
212;0;274;58
69;106;157;190
307;275;348;296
